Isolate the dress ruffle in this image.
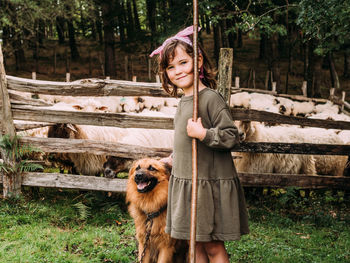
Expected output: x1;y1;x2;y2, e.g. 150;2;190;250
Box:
165;175;249;242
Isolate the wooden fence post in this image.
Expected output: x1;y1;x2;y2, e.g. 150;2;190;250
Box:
302;81;307;97
0;43;21;198
217;48;233;105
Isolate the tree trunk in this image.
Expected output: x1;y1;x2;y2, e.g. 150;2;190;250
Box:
237;28;243;48
56;17;65;45
79;0;86;37
132;0;141;33
259;32;266;59
344;48;350;78
205;15;211;34
226;19;235;49
307;39;322;98
116;0;126;44
67;20;80;60
220;20;229;48
213;24;222;65
126;0;135;41
146;0;157;49
270;34;281;93
101;0;116;77
328;52;340;89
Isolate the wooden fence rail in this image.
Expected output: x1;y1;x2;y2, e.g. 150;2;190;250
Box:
1;47;350;197
1;172;349;191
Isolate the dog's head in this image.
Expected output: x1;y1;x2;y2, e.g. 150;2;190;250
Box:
128;158;172;194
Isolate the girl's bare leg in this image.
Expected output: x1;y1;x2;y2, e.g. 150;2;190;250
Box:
204;241;229;263
195;242;209;263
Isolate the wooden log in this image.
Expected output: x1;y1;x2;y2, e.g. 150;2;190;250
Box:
125;55;128;80
1;172;349;191
19;137;172;158
10;104;350;130
217;48;233;104
0;46;16;137
0;43;20;198
19;136;350;157
32;72;36;80
14;122;53;131
23;173;127;192
231;108;350;130
11;105;174;129
238;173;350;189
8;90;53;107
6;75;168;97
233;141;350;155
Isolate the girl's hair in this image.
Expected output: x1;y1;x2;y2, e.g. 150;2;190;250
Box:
158;37;216;97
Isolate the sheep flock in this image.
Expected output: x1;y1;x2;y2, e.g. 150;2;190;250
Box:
17;90;350;178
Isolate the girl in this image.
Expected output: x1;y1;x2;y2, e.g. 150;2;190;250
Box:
151;26;249;263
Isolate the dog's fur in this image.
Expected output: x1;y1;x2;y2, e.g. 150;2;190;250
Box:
126;158;187;263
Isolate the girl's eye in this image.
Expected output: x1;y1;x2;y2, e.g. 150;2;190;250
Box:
181;61;187;65
167;66;174;70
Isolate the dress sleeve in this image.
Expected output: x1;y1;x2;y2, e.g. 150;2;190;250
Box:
201;107;239;150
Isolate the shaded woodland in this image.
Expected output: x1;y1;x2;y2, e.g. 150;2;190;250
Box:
0;0;349;98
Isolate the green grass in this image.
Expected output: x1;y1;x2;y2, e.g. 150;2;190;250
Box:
0;187;349;262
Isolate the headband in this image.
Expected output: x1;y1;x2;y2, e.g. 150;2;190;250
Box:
149;26;201;57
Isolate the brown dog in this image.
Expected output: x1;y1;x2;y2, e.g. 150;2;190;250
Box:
126;158;187;263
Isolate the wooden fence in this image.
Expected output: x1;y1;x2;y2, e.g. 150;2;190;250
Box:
1;47;350;198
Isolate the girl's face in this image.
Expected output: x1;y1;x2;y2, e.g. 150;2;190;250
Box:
166;46;202;92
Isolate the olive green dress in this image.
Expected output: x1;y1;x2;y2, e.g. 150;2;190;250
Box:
165;87;249;242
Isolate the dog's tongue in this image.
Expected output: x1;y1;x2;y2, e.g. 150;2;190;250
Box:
137;182;148;190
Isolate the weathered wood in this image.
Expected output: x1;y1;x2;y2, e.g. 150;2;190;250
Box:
8;90;53;107
217;48;233;104
0;46;16;137
1;172;349;191
14;122;53;131
238;173;350;189
232;87;277;95
19;137;349;157
19;137;172;158
11;104;174;129
231;108;350;130
6;75;169;97
233;141;350;155
10;104;350;130
0;43;20;198
22;173;127;192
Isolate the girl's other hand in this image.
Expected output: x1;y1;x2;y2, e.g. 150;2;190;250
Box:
187;117;207;141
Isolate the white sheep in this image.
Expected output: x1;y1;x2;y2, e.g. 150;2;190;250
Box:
48;123;173;176
292;101;315;117
249;93;280;113
234;121;317;175
230;92;251;108
314;101;339;115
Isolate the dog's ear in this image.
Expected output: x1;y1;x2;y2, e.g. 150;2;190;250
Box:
163;162;172;176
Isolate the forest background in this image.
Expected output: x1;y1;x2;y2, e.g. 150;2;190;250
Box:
0;0;350;99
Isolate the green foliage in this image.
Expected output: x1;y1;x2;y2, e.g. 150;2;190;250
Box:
73;202;91;221
0;134;43;175
297;0;350;55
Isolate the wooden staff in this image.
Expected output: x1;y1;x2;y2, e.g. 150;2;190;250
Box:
190;0;199;262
